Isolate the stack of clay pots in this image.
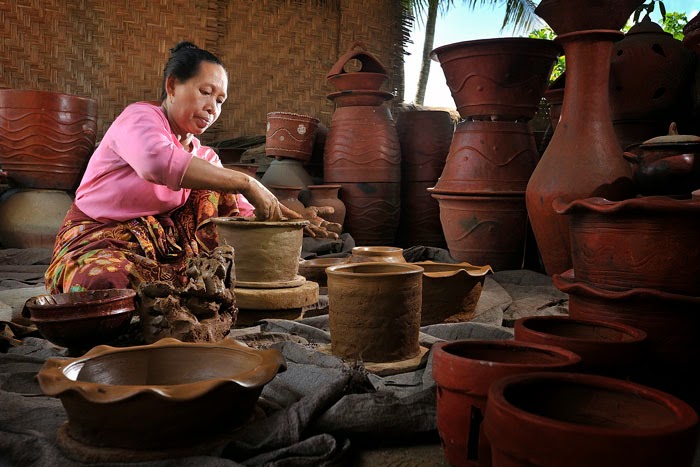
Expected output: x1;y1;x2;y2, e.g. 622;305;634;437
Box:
0;89;97;248
323;42;401;245
429;38;560;270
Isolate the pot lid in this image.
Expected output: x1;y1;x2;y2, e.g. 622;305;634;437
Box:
625;16;670;36
327;41;387;78
640;122;700;147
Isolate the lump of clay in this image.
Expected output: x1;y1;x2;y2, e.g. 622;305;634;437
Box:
138;245;238;343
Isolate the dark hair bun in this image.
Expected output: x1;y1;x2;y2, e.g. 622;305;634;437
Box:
170;41;199;54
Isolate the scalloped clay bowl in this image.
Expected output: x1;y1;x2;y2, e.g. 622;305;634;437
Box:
414;260;493;326
37;338;286;450
23;289;136;350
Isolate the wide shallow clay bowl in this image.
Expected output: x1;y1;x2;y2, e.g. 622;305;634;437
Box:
22;289;136;350
37;338;286;450
297;257;348;287
484;372;699;467
414;260;492;326
348;246;406;264
514;315;647;378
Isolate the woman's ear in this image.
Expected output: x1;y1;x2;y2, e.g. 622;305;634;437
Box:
165;75;178;99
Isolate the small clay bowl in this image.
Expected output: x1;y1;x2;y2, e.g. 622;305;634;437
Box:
37;338;286;451
23;289;136;350
298;257;348;287
348;246;406;264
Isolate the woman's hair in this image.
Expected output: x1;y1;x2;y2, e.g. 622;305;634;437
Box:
160;41;224;101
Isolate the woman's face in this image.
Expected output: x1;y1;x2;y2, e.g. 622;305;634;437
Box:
166;61;228;136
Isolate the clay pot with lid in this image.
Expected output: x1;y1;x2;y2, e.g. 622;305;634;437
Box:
484;372;699;467
265;112;319;162
623;123;700;195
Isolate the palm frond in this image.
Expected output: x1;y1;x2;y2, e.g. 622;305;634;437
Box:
463;0;540;33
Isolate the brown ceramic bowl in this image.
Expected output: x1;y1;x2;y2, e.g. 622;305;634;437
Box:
37;338;286;450
23;289;136;349
348;246;406;264
298;257;348;287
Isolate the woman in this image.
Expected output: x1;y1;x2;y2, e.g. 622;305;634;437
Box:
45;41;325;294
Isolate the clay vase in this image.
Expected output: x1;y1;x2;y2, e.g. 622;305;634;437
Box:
265;112;319;162
268;185;305;213
484;372;699;467
432;340;581;467
514;315;647;378
553;196;700;295
414;261;492;326
430;192;527;271
0;89;98;190
0;189;73;248
211;218;308;284
326;262;423;362
336;181;400;246
348;246;406;264
306;184;346;226
430;38;561;120
525;30;637;276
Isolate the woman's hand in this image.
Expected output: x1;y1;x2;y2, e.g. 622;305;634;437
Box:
240;177;287;221
294;206;342;239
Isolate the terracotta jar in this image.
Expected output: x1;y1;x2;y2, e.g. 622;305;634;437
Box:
554;196;700;295
0;89;98;190
433;120;540;194
514;315;647;378
0;189;73;248
398;181;446;248
397;110;454;182
348;246;406;263
306;184;346;226
337;181;400;246
326;262;424;362
525;29;637;276
430;38;561;120
484;372;699;467
430;192;527;271
432;340;581;467
414;261;492;326
265;112;319;162
268;185;305;213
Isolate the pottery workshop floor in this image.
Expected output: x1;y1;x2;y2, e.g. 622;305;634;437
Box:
1;247;699;467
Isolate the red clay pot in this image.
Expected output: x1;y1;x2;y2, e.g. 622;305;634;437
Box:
265;112;319;162
553;196;700;295
432;340;581;467
433;120;540;194
430;38;561;120
326;90;394;108
337;181;400;246
306;184;346;226
534;0;645;35
514;315;647;378
398;181;446;248
396;110;454;182
553;269;700;409
526;30;637;276
327;72;388;91
430;191;527;271
0;89;97;190
484;372;699;467
326;41;388;78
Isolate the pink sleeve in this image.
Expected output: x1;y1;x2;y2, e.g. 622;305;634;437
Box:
106;105;193;190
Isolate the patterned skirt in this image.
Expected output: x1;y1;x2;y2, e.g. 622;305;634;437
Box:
45;190;240;294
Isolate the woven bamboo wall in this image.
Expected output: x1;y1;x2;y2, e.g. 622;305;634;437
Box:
0;0;406;143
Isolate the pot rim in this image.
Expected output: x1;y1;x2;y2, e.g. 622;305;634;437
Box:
487;371;698;436
0;88;98;106
37;338;287;403
266;111;319;124
23;289;136;320
326;262;424;277
430;37;562;63
514;315;647;344
210;217;309;228
553;196;700;216
432;339;582;369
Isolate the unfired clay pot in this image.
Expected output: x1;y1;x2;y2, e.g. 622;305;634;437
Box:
297;257;348;287
414;261;492;326
484;372;699;467
432;340;581;467
211;218;308;284
37;338;286;452
0;189;73;248
265;112;319;162
514;315;647;378
326;262;423;362
348;246;406;264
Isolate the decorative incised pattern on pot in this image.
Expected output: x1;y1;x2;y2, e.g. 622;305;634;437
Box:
338;182;400;246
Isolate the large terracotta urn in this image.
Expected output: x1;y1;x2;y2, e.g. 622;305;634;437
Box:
525;21;638;275
0;89;98;190
484;372;699;467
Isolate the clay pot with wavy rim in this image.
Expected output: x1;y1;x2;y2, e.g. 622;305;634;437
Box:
415;261;492;326
432;340;581;467
430;38;561;120
554;196;700;295
265;112;319;162
534;0;646;35
484;372;699;467
514;315;647;378
327;262;423;362
0;89;98;190
37;338;286;451
22;289;136;351
348;246;406;264
211;218;309;284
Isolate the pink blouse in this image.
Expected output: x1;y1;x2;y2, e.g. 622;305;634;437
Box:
75;102;254;222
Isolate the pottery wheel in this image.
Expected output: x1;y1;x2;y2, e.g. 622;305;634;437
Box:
235;275;307;289
234;280;319;310
315;344;430;376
